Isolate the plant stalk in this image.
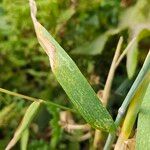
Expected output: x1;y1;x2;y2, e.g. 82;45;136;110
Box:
93;37;123;149
115;71;150;150
93;37;137;149
104;50;150;150
0;88;75;112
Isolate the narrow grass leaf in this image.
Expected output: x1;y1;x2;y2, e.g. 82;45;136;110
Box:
115;71;150;150
29;0;116;132
126;28;150;79
0;103;16;127
104;51;150;150
20;128;29;150
136;83;150;150
126;38;138;79
71;29;120;55
6;101;41;150
55;7;75;34
119;0;150;78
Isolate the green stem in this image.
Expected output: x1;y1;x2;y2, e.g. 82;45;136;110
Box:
115;71;150;149
104;51;150;150
0;88;75;112
0;88;36;102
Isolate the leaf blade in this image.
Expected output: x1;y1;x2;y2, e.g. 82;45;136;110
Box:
29;0;116;132
136;83;150;150
6;101;41;150
20;128;29;150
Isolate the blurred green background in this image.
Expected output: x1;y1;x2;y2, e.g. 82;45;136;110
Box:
0;0;150;149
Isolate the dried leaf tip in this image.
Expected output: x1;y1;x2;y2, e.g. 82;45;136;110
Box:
29;0;37;24
29;0;56;71
29;0;37;17
148;49;150;56
37;30;56;70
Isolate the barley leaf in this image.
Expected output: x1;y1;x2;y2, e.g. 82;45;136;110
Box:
20;128;29;150
115;71;150;149
0;103;16;127
29;0;116;132
119;0;150;78
104;51;150;149
136;83;150;149
6;101;41;150
71;29;120;55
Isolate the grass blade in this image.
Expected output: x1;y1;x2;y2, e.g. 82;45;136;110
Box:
20;128;29;150
115;71;150;149
104;51;150;150
29;0;116;132
6;101;41;150
136;83;150;150
0;103;16;127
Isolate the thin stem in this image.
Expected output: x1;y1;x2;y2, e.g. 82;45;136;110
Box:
103;37;123;106
93;130;101;148
0;88;36;102
93;37;123;149
0;88;75;112
61;123;91;131
104;50;150;150
115;37;137;69
77;132;92;142
44;101;75;112
93;37;137;149
66;132;92;142
114;71;150;150
104;134;116;150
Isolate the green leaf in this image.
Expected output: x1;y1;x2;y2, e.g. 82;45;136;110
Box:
126;26;150;78
55;7;75;34
57;7;75;24
6;101;41;150
119;0;150;78
71;29;120;55
71;32;109;55
20;128;29;150
29;0;116;132
104;51;150;149
119;0;150;29
115;71;150;149
47;106;62;149
28;139;49;150
126;38;138;79
136;83;150;150
0;103;17;127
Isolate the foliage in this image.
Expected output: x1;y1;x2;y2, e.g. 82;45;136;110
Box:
0;0;150;149
30;0;116;132
47;106;62;149
136;83;150;149
6;101;41;150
